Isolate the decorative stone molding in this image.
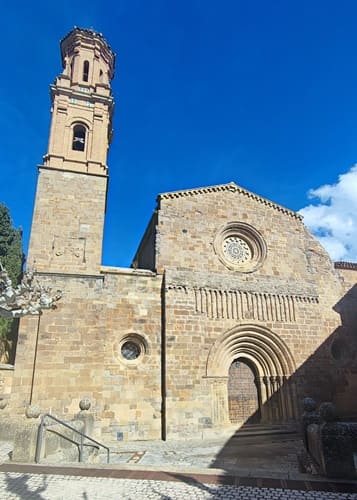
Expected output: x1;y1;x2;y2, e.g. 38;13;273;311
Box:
206;324;296;378
165;284;318;322
206;325;298;423
26;405;41;419
79;398;91;411
193;288;316;322
158;182;302;220
213;222;267;272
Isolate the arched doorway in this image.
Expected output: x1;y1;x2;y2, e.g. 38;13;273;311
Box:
228;358;260;424
206;324;297;426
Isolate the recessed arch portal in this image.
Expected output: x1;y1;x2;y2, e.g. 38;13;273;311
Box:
206;324;298;424
207;324;295;378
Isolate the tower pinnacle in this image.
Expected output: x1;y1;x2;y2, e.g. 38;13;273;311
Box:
43;28;115;176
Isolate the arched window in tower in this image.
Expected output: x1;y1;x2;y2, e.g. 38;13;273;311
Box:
83;60;89;82
72;124;86;152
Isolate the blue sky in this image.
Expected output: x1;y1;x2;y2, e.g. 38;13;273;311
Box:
1;1;357;266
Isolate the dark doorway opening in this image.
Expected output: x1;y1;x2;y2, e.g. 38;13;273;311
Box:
228;358;261;424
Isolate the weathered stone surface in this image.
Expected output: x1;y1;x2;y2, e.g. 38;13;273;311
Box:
303;401;357;479
12;419;39;463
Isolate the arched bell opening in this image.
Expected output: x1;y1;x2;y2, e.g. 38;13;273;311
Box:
228;357;261;424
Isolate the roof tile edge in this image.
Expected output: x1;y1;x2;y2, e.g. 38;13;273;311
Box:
158;182;302;220
334;261;357;270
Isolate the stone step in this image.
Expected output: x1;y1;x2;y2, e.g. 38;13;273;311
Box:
233;423;299;440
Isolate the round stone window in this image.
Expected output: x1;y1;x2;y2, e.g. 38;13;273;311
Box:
222;236;252;265
119;335;147;365
331;338;350;366
213;222;266;272
121;341;141;360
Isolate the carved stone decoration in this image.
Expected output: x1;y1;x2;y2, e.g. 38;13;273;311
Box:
0;263;62;318
222;236;252;264
193;288;305;322
52;236;86;262
301;397;320;452
213;222;267;272
25;405;41;419
79;398;91;411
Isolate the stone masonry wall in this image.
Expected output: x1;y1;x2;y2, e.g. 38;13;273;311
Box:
330;266;357;415
27;168;107;275
155;187;352;437
10;269;163;441
163;283;342;437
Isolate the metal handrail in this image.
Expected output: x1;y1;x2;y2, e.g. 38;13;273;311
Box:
35;413;110;464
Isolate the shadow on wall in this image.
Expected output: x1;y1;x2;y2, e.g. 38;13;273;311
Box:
210;283;357;471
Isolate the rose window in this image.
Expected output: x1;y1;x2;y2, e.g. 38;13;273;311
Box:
213;222;267;272
223;236;252;264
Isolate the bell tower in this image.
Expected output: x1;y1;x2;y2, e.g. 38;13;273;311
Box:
28;28;115;274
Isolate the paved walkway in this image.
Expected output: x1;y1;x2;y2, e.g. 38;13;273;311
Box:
0;465;356;499
0;435;357;498
102;434;304;478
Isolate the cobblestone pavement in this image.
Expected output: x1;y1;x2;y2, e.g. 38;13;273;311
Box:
0;472;357;500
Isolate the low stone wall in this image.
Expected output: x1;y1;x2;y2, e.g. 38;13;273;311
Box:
0;364;14;406
6;413;97;463
301;399;357;479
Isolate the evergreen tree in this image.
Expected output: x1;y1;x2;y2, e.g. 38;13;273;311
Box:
0;204;23;285
0;204;24;357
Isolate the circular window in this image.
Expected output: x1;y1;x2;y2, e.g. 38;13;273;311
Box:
119;334;147;365
213;222;266;272
331;338;350;366
223;236;252;264
121;341;141;360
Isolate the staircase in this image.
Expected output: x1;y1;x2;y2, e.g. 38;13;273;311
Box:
233;423;300;443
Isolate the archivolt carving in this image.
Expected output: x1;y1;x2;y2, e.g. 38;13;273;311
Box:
206;324;296;378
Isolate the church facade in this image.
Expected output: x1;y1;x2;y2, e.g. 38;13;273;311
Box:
6;28;357;441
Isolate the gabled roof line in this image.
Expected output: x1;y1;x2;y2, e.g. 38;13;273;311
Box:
158;182;303;220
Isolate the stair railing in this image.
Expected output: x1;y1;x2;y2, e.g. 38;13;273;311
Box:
35;413;110;464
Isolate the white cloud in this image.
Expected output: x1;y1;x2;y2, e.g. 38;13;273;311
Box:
298;165;357;262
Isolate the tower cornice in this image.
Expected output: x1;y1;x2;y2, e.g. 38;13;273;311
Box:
50;83;114;108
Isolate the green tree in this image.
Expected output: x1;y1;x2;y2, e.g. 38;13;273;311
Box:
0;203;24;362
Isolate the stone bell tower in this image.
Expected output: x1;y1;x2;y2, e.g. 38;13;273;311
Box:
28;28;115;274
